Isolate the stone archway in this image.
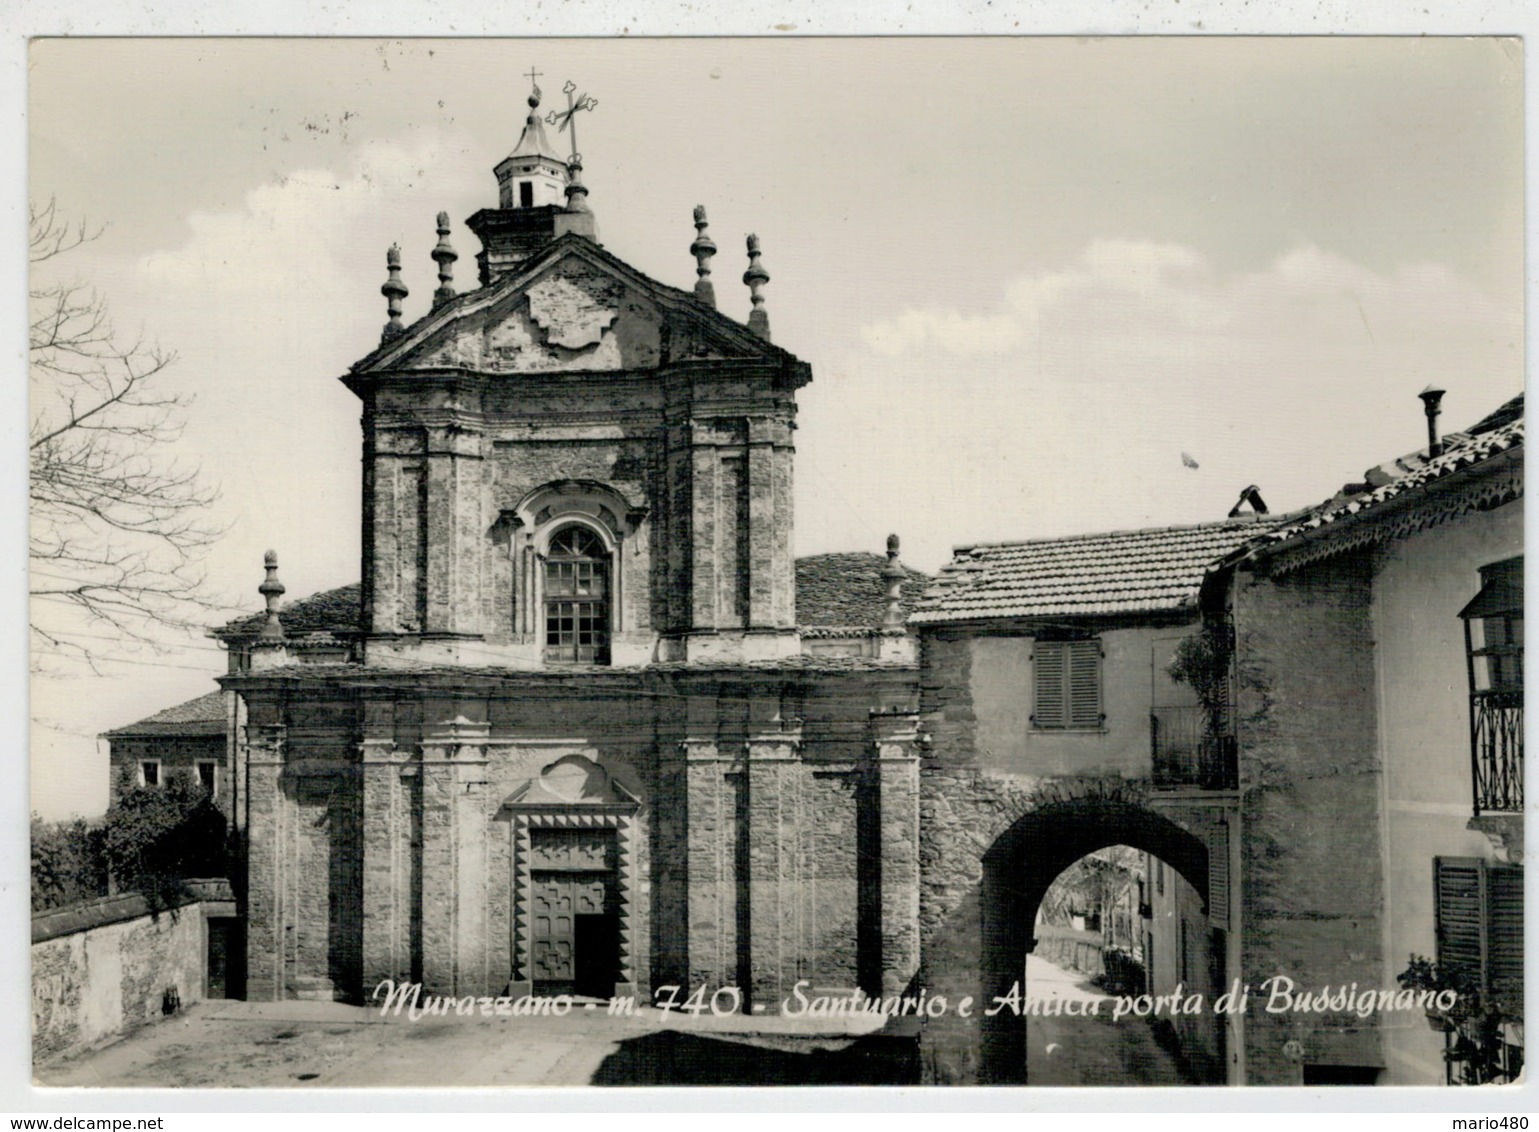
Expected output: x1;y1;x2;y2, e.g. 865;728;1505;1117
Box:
977;796;1209;1083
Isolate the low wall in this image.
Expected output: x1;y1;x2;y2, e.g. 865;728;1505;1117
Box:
32;879;235;1062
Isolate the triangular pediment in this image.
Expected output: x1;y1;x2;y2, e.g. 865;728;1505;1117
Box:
351;235;792;377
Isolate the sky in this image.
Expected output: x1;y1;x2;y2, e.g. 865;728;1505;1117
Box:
24;36;1526;821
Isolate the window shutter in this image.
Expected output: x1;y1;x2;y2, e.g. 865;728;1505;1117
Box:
1207;823;1230;930
1435;857;1486;984
1487;864;1524;1007
1033;641;1066;728
1067;639;1102;728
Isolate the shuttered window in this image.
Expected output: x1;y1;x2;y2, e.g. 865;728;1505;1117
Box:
1207;823;1230;930
1033;639;1103;730
1435;856;1524;1010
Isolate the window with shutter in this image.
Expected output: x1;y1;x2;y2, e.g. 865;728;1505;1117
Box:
1435;856;1524;1013
1206;823;1230;930
1032;638;1103;730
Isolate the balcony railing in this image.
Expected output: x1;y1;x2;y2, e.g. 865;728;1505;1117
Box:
1472;692;1523;814
1151;705;1237;791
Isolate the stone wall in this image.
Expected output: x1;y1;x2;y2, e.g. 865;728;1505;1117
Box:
1231;552;1385;1083
32;881;235;1063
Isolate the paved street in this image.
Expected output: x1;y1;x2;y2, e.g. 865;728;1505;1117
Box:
40;959;1198;1089
38;996;916;1088
1024;954;1198;1086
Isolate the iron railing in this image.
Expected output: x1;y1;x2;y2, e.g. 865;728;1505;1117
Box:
1151;705;1237;791
1472;692;1523;814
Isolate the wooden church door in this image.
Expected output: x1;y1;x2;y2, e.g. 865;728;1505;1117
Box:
530;829;620;998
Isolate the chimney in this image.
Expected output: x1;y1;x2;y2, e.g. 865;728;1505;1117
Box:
1419;384;1447;458
1227;485;1269;518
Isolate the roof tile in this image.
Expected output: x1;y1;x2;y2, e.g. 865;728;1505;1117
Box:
913;518;1285;623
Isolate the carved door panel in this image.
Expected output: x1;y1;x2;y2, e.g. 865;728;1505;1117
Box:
529;829;621;997
532;875;576;990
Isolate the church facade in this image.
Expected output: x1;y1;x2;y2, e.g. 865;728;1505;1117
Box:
221;88;925;1012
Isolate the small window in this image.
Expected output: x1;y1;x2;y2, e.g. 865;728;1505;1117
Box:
139;760;161;788
197;761;219;798
1032;638;1103;729
519;181;534;208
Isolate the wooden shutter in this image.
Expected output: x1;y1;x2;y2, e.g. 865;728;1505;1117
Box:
1434;857;1486;984
1033;641;1067;728
1207;822;1230;930
1067;639;1102;728
1487;863;1524;1007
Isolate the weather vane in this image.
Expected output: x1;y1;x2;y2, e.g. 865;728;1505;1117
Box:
545;80;598;163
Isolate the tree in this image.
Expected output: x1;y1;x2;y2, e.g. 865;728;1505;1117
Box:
30;813;109;913
29;199;222;671
103;767;229;905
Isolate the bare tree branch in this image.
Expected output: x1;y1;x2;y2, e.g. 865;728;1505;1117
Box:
29;198;226;673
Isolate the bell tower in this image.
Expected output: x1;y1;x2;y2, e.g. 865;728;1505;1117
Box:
466;73;599;285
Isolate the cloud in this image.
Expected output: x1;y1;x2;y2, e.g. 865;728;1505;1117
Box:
860;239;1219;356
801;238;1520;571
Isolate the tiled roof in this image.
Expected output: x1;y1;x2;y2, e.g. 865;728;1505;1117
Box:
213;583;362;641
102;690;225;738
1259;395;1524;554
912;517;1286;624
794;553;929;631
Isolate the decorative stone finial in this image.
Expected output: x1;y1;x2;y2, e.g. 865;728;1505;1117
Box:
381;243;408;343
564;153;591;214
744;233;771;341
431;212;458;308
882;534;906;629
690;206;717;308
258;550;286;642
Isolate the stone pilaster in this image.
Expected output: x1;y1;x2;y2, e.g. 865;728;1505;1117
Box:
682;737;738;992
746;417;796;630
871;710;922;996
243;723;286;1001
416;712;490;995
422;421;484;636
745;720;802;1011
689;435;721;631
359;701;405;995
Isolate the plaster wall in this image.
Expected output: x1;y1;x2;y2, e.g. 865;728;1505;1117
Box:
1370;500;1523;1084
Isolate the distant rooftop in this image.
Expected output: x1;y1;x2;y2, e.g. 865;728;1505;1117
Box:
913;516;1286;624
794;552;928;631
102;690;225;738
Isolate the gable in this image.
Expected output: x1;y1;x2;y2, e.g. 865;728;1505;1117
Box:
354;237;789;377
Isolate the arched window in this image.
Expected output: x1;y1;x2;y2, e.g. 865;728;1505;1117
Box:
544;525;610;664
